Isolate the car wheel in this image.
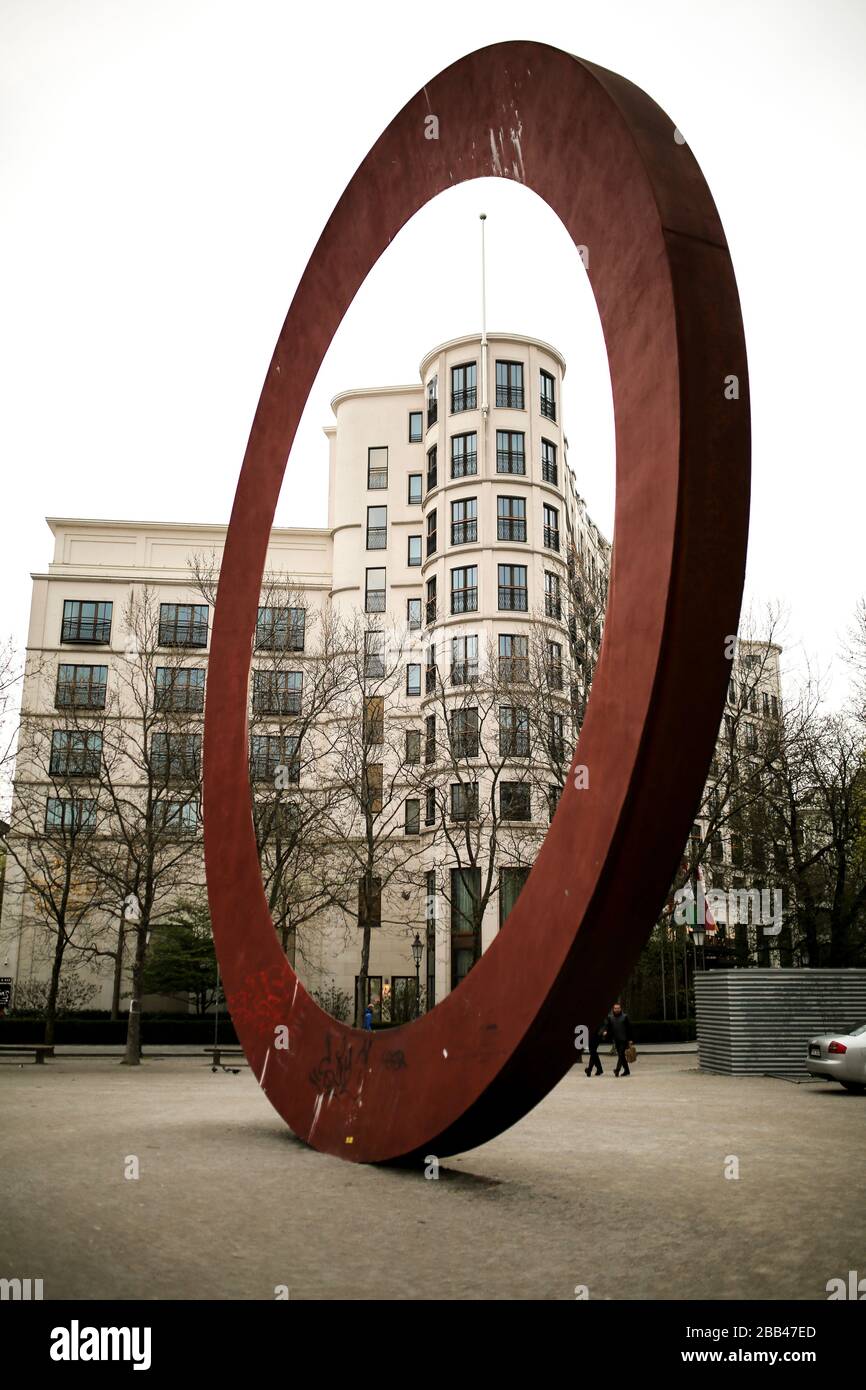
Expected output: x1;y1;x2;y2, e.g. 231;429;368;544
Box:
841;1082;866;1094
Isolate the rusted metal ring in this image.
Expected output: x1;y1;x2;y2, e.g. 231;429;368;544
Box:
203;40;749;1163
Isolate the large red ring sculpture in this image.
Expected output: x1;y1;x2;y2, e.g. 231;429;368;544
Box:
204;40;749;1164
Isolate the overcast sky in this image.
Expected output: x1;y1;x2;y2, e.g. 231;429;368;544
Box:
2;0;864;702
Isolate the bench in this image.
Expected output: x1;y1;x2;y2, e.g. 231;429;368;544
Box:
203;1047;246;1071
0;1044;55;1064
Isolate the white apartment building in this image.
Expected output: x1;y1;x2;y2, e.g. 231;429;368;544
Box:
1;332;611;1020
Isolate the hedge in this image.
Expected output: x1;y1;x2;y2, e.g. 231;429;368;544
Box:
0;1018;238;1045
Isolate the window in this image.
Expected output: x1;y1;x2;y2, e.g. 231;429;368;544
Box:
451;565;478;614
409;410;423;443
771;694;779;718
451;634;478;685
364;763;383;815
255;606;305;652
426;509;438;556
355;975;383;1021
158;603;208;648
499;633;529;683
451;867;481;988
498;564;527;611
451;361;477;413
425;714;436;764
408;535;422;567
155;799;200;834
49;730;102;778
500;705;529;757
155;667;205;712
426;444;438;491
497;495;526;542
45;796;96;833
425;787;436;825
500;782;531;821
546;641;563;689
365;568;386;612
495;360;524;409
548;711;565;762
544;570;561;619
408;473;423;505
407;597;422;631
367;446;388;489
543;504;560;551
151;732;201;782
426;375;438;428
450;781;479;821
496;430;525;474
358;876;382;930
451;496;477;545
541;438;558;485
425;576;437;625
363;695;384;745
425;647;437;694
252;670;302;716
366;505;387;549
405;798;421;835
500;866;530;928
540;369;556;421
450;708;479;759
451;432;477;479
406;663;421;697
364;629;385;679
61;599;112;645
55;664;107;710
405;729;421;765
548;785;561;822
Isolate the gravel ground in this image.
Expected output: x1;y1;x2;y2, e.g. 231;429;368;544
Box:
1;1054;862;1301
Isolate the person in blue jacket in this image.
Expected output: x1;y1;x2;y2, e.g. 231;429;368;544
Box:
362;1000;375;1030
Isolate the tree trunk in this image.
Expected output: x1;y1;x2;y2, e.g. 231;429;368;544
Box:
110;916;125;1021
121;921;147;1065
43;928;66;1047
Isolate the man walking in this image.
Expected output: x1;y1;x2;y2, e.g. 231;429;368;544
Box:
605;1002;634;1077
585;1020;605;1076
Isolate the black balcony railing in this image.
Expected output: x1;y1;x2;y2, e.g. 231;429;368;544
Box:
365;589;386;613
451;589;478;614
495;386;524;409
425;667;437;694
55;680;107;710
545;596;562;620
61;617;111;644
159;620;208;648
364;656;385;679
500;733;530;758
543;526;560;552
497;518;526;542
540;396;556;421
496;451;525;474
427;400;438;427
451;521;477;545
426;465;438;491
499;587;528;611
450;662;479;686
250;756;299;784
366;527;387;549
252;690;302;717
155;682;204;713
426;531;437;556
425;599;437;625
548;738;566;762
451;736;479;760
547;664;564;691
451;452;478;479
498;657;529;683
367;467;388;490
49;747;101;778
451;388;477;413
542;459;559;485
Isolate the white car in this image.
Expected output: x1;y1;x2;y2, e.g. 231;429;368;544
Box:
806;1022;866;1093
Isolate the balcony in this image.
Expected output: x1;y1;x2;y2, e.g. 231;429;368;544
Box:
425;599;437;625
252;690;302;717
450;662;479;686
540;396;556;422
427;400;438;428
426;531;437;557
451;736;479;760
542;459;559;486
55;680;107;710
364;656;385;680
159;620;208;649
451;590;478;615
451;520;477;545
367;467;388;490
545;596;562;620
496;451;525;475
543;526;560;552
451;388;477;413
49;748;101;778
155;682;204;713
497;518;526;542
426;465;438;491
250;755;299;785
498;657;529;684
451;452;478;479
61;617;111;644
499;587;528;612
547;663;564;691
366;527;387;549
425;667;437;694
495;386;524;409
500;733;530;758
548;738;566;762
365;589;386;614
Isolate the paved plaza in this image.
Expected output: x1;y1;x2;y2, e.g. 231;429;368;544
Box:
1;1053;862;1301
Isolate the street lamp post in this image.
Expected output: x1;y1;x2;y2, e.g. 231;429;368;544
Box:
410;932;423;1019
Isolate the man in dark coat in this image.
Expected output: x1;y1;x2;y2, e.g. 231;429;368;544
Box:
605;1002;634;1077
585;1020;605;1076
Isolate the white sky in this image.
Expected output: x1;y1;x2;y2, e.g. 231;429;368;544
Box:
2;0;864;702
